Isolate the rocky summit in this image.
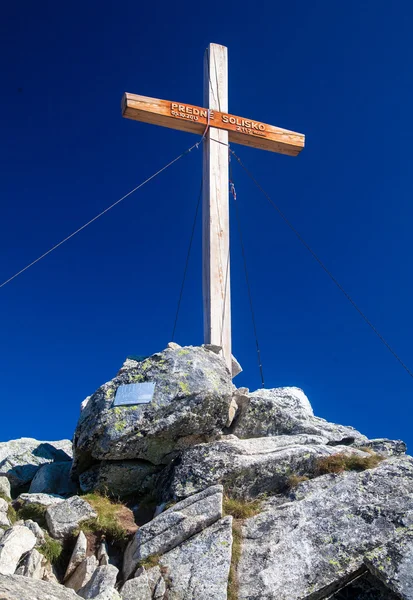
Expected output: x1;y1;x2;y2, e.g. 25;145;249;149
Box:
0;343;411;600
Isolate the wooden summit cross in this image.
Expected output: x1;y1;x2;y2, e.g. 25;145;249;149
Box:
122;43;305;374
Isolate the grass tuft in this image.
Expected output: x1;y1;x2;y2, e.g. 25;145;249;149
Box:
7;503;17;524
315;452;383;476
223;497;262;520
0;492;11;503
286;475;309;490
79;493;129;543
15;503;47;528
38;533;63;565
138;553;161;569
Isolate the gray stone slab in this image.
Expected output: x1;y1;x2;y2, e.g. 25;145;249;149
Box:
0;525;36;575
78;564;118;599
365;527;413;599
123;484;223;580
238;456;413;600
0;574;78;598
46;496;97;539
159;516;233;600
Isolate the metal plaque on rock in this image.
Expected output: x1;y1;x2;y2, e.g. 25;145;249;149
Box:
113;382;155;406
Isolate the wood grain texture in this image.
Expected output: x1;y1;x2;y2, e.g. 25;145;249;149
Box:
202;43;231;372
122;93;305;156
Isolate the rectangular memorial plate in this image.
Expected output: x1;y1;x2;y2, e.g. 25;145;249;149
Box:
113;382;155;406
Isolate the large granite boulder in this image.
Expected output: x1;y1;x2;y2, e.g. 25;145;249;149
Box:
79;460;161;497
0;438;72;490
29;461;77;496
0;525;36;575
46;496;97;539
72;346;233;475
232;387;368;445
0;574;78;599
157;516;233;600
121;517;232;600
161;434;371;500
123;484;223;579
238;456;413;600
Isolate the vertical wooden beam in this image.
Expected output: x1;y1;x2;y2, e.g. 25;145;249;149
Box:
203;43;232;373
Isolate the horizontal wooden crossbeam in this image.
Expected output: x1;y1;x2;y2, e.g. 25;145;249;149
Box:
122;93;305;156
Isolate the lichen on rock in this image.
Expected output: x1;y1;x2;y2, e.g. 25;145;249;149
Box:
2;344;413;599
71;345;233;475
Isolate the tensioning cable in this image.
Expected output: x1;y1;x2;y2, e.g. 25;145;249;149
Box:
229;155;265;387
229;147;413;380
0;141;201;290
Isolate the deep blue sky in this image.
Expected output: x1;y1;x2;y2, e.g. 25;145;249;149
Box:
1;2;412;450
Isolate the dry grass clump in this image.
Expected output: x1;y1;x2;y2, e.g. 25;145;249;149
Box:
38;533;63;565
15;502;47;528
315;452;383;476
80;493;131;543
286;474;309;490
223;496;262;520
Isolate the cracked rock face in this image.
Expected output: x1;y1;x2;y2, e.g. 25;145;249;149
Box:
365;527;413;599
79;460;161;497
238;456;413;600
72;346;232;475
122;518;233;600
123;484;223;579
159;516;233;600
232;387;368;445
162;434;371;500
2;349;413;600
330;571;401;599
